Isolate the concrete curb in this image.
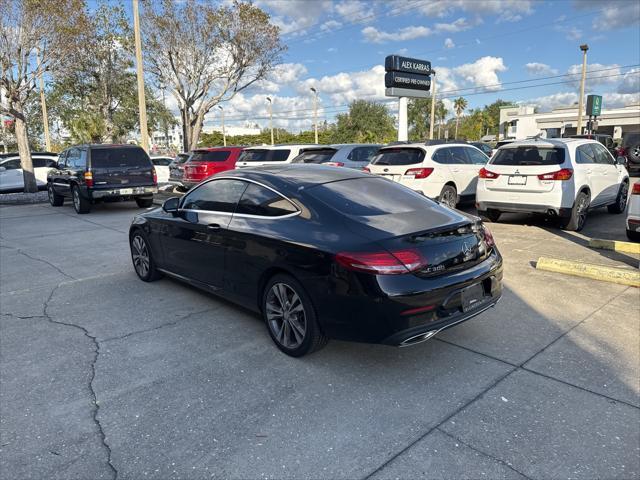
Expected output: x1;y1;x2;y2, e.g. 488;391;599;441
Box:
536;257;640;288
589;238;640;255
0;191;49;205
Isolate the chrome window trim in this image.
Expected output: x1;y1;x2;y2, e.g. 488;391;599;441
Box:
180;176;301;220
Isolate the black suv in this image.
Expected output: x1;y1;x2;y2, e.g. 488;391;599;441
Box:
47;144;157;214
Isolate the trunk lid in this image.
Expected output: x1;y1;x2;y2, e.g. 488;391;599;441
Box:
90;146;155;187
367;147;426;183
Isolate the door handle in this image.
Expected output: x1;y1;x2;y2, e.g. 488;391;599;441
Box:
207;223;221;231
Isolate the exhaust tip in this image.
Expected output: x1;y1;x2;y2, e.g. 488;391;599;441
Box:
400;330;438;347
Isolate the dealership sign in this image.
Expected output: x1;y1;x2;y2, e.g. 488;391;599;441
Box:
586;94;602;117
384;55;432;98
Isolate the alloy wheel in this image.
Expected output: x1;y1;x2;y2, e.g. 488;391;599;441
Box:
266;283;307;349
131;235;150;278
48;185;54;204
73;189;80;211
576;196;588;229
619;183;628;211
440;190;456;208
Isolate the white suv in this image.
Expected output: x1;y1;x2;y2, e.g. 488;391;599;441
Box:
366;142;489;208
476;138;629;231
235;145;322;168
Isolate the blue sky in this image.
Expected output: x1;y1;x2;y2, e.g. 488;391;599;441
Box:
138;1;640;131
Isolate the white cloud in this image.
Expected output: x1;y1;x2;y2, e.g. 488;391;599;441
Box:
617;68;640;94
257;0;333;35
434;17;474;33
566;26;582;41
409;0;533;23
444;38;455;49
335;1;370;20
525;62;558;76
453;56;507;91
327;47;337;53
320;20;342;32
298;65;387;105
602;92;640;108
565;63;621;89
362;25;431;43
574;1;640;31
519;92;578;112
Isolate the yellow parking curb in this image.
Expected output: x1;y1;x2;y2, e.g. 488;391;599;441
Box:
588;238;640;255
536;257;640;288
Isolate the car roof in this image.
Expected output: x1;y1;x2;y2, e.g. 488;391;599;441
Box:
498;138;587;149
379;142;471;151
243;144;320;151
194;146;244;151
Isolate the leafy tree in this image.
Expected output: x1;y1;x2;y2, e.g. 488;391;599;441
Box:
142;0;285;152
436;102;448;139
408;98;431;142
0;0;87;192
453;97;468;138
331;100;396;144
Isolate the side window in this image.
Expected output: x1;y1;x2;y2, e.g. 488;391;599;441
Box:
432;148;451;164
66;149;80;168
32;158;47;168
449;147;471;164
57;151;68;168
348;147;379;163
466;148;489;165
576;145;597;164
181;179;247;213
2;159;21;170
592;143;614;165
236;183;298;217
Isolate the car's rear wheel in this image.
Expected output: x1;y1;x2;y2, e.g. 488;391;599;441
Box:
478;209;501;222
262;274;328;357
607;181;628;214
71;185;90;214
47;183;64;206
130;231;162;282
135;197;154;208
561;191;589;231
438;185;457;209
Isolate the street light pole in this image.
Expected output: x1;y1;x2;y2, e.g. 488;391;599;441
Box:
310;87;318;144
429;71;437;140
577;44;589;135
132;0;149;152
266;97;274;146
218;105;226;147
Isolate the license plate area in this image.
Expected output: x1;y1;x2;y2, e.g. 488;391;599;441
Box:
508;175;527;185
461;283;486;312
119;188;133;195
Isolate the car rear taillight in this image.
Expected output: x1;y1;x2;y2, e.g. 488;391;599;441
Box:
335;249;427;275
84;171;93;187
632;183;640;195
324;162;345;167
482;224;495;248
363;166;371;173
404;167;433;179
479;167;499;179
537;168;573;181
152;167;157;185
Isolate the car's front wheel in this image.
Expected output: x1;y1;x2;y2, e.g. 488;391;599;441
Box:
607;181;628;214
130;231;162;282
47;183;64;207
262;274;328;357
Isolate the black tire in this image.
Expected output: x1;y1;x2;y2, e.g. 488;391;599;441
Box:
561;191;590;231
607;181;629;214
135;197;154;208
438;185;458;209
130;230;162;282
47;183;64;207
627;229;640;242
71;185;90;214
262;273;328;357
478;209;501;223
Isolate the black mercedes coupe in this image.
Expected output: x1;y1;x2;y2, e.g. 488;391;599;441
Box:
129;165;503;356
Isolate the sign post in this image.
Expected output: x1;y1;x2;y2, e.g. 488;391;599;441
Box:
385;55;432;141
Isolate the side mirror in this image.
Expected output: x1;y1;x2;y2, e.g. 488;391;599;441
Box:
617;156;627;165
162;196;180;214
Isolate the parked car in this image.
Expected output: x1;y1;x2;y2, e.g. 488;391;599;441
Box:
47;144;157;214
494;139;515;149
150;156;173;184
476;138;629;231
291;144;381;169
129;164;502;356
365;142;490;208
0;155;58;192
235;145;316;168
618;132;640;176
169;152;191;187
569;134;616;157
182;147;243;189
470;142;494;158
626;182;640;241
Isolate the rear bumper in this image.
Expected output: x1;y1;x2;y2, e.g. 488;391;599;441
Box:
90;186;157;199
477;200;572;217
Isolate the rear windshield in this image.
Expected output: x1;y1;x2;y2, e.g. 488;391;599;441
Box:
308;177;432;216
238;149;290;162
190;150;231;162
291;149;337;164
490;146;564;166
90;147;151;168
370;148;425;166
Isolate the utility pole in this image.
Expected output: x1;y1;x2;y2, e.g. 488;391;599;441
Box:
218;105;226;147
266;97;274;145
429;71;437;140
132;0;149;151
577;44;589;135
310;87;319;143
36;48;51;152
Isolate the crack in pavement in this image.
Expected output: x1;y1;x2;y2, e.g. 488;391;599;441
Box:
2;244;76;281
42;283;118;480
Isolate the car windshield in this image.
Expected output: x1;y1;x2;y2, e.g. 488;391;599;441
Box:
91;147;151;167
490;146;564;166
291;149;337;164
238;149;290;162
308;177;432;216
190;150;231;162
370;148;425;166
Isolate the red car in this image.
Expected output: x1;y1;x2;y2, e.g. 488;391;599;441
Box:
182;147;244;189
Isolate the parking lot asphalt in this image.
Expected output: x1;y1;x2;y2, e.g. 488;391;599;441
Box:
1;201;638;480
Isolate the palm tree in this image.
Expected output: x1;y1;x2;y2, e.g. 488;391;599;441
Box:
436;101;447;139
453;97;468;139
